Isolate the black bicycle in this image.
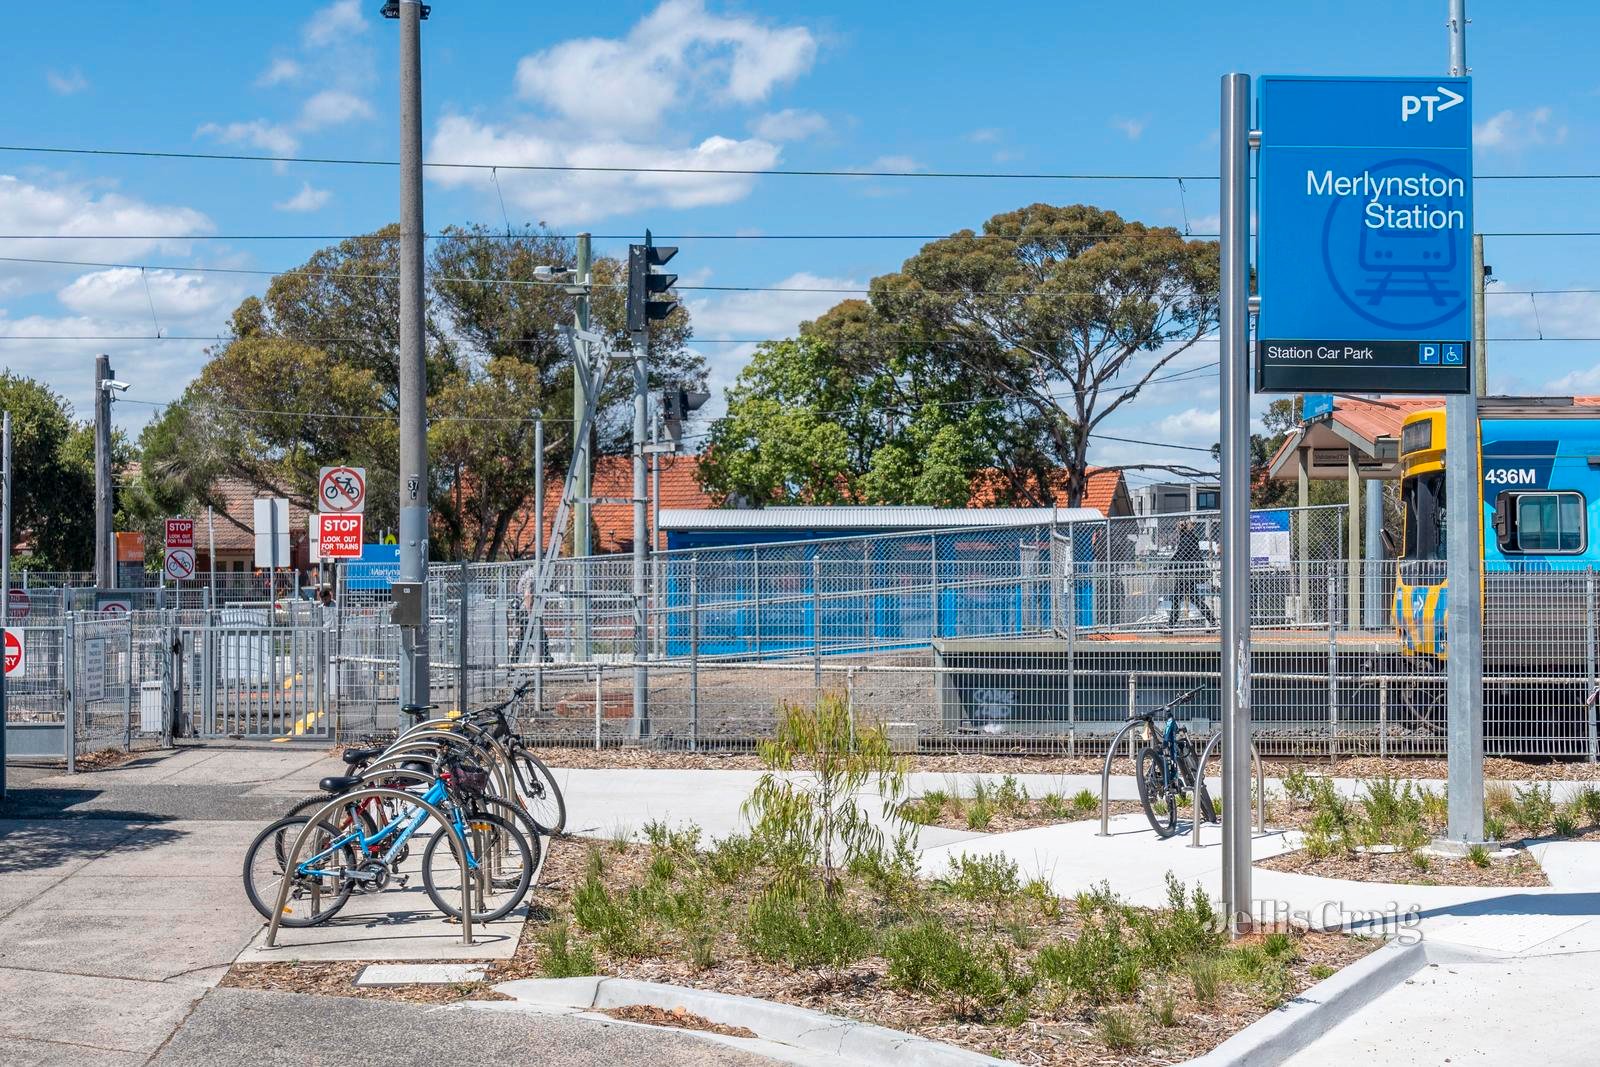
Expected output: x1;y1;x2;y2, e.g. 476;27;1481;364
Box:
1133;686;1217;838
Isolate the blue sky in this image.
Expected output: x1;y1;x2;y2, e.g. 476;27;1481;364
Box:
2;1;1598;486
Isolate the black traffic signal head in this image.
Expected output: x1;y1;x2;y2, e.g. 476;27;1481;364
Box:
626;232;679;334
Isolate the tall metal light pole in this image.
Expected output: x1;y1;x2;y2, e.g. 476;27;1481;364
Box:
1442;0;1487;847
94;354;115;590
1218;72;1254;931
388;0;430;727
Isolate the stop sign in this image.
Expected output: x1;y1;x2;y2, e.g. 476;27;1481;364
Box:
5;588;27;620
2;629;23;678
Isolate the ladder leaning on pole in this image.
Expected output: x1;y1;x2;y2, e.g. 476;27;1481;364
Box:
515;326;614;665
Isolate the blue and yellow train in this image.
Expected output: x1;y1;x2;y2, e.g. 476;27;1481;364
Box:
1393;397;1600;732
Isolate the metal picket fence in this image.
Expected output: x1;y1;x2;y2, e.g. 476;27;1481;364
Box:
8;503;1600;763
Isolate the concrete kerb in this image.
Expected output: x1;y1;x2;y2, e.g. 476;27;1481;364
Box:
491;976;1018;1067
1182;937;1426;1067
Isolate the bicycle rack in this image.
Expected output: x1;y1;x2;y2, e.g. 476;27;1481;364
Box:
264;786;475;949
1097;717;1149;837
1097;718;1266;842
1189;732;1266;849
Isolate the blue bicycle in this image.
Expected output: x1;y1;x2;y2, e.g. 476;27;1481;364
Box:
1133;687;1217;838
242;759;534;927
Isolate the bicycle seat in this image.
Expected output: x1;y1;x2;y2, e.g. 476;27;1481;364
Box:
341;745;384;765
318;775;364;794
400;704;439;721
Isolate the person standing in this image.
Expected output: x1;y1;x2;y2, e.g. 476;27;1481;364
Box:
1168;520;1217;627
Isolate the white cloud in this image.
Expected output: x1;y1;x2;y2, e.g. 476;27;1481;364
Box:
56;268;233;320
304;0;366;48
257;57;303;87
0;174;212;293
750;108;827;141
1156;406;1220;445
1475;106;1567;151
1111;116;1146;140
196;119;298;155
514;0;815;133
274;183;333;213
967;128;1001;144
298;89;373;130
46;68;89;95
428;115;781;224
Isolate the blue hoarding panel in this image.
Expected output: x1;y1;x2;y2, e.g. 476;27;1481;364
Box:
1257;76;1473;394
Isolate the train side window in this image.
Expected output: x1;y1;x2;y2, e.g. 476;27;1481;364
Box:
1497;491;1586;554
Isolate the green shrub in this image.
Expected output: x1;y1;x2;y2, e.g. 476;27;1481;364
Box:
1040;793;1069;819
1511;783;1554;833
1188;957;1220;1002
1467;844;1491;869
1308;963;1335;980
743;691;909;897
1262;931;1298;960
1098;1009;1140;1050
1575;785;1600;825
1553;809;1579;838
705;832;766;884
688;929;717;970
1356;777;1429;849
1072;788;1099;815
1485;782;1517;821
1133;874;1224;968
1150;992;1179;1028
1483;815;1508;842
1410;849;1432;873
539;921;597;978
899;795;946;826
885;920;1024;1016
994;775;1029;814
937;852;1022;902
1036;909;1137;1004
572;871;648;957
1281;766;1316;805
965;798;994;830
744;887;872;969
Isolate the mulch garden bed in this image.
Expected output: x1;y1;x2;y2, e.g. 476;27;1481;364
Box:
1257;845;1549;888
228;834;1377;1066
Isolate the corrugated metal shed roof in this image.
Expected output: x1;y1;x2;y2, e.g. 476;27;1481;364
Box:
658;506;1102;530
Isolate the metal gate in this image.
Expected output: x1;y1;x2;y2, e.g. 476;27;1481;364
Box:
191;612;331;739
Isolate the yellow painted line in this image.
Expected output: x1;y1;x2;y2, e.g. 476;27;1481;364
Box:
270;707;327;740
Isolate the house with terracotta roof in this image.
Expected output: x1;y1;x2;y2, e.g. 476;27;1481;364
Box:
968;466;1133;517
496;456;1131;557
188;476;315;574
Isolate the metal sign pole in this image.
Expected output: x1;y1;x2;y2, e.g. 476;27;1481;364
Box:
1218;72;1254;931
1;411;10;798
1442;0;1486;847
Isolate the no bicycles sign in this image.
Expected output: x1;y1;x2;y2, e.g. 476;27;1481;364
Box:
318;466;366;514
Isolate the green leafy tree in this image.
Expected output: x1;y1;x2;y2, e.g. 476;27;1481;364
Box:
136;225;704;560
0;374;99;569
871;203;1220;507
700;204;1220;507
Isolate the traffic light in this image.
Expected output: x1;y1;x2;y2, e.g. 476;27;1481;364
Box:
659;386;711;445
627;231;679;334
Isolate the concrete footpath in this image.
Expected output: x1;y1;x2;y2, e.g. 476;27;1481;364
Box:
0;746;789;1066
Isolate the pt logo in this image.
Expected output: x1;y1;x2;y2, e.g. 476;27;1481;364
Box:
1400;85;1464;122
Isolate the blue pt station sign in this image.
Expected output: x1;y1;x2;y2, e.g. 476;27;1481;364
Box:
1257;76;1473;394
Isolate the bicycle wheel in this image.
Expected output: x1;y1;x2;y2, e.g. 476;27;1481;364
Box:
243;815;357;927
1135;747;1180;838
510;750;566;836
422;811;535;923
471;793;545;872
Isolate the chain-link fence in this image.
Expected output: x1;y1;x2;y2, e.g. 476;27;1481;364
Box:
8;504;1600;762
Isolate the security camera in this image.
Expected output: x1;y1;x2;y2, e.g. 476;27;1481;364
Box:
102;380;131;392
